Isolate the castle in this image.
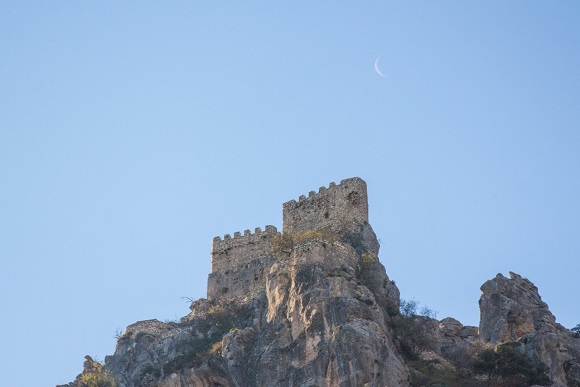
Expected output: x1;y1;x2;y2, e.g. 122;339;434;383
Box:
207;177;370;300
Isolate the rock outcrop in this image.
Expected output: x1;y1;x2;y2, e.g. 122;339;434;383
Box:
100;237;409;386
479;272;553;344
479;272;580;386
428;317;480;360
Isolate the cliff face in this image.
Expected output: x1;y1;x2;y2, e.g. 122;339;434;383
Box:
100;235;409;386
479;272;580;387
61;178;579;387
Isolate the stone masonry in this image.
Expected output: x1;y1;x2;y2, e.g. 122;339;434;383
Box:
207;177;370;300
282;177;369;234
207;226;279;300
210;226;279;273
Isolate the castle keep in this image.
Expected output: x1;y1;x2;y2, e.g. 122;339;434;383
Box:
282;177;369;235
207;177;370;300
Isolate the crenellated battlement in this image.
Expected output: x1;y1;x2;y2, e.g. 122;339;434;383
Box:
212;225;279;244
282;181;337;206
282;177;369;235
211;225;279;273
207;177;371;300
208;225;279;300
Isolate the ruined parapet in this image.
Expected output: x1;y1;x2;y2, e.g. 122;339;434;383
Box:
208;177;375;300
208;225;279;300
211;225;279;272
282;177;369;236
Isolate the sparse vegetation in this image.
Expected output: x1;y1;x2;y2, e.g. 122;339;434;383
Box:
161;300;252;375
399;299;437;319
472;342;552;386
206;300;251;331
271;228;337;255
390;299;438;360
572;323;580;338
408;357;472;387
361;251;378;267
162;335;216;375
399;298;419;318
209;340;223;354
78;357;118;387
114;328;123;340
390;298;552;386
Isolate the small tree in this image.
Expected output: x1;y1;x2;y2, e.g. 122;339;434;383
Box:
572;323;580;338
399;298;438;319
399;299;419;318
390;299;438;359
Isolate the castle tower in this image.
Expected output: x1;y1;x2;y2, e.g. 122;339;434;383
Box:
282;177;369;236
207;177;373;300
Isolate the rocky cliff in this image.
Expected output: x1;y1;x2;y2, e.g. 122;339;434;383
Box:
478;272;580;386
66;235;408;386
61;178;579;387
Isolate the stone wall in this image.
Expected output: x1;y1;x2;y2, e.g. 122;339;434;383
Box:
211;225;279;272
207;225;279;300
207;177;372;300
282;177;369;235
207;256;275;300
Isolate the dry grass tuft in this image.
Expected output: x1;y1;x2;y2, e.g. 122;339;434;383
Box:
271;228;337;255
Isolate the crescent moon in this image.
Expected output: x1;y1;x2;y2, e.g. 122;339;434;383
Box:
374;56;386;78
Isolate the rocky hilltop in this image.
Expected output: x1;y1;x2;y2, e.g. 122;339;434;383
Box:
61;178;579;387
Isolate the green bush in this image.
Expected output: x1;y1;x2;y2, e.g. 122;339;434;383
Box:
78;357;118;387
408;358;473;387
472;342;551;386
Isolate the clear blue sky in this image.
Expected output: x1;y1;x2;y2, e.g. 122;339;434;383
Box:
1;2;579;386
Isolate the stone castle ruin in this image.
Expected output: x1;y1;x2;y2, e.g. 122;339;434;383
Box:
207;177;376;300
68;178;580;387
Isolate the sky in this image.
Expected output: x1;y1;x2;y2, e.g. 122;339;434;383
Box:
1;2;579;386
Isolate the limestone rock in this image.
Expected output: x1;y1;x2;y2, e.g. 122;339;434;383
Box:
57;355;117;387
479;271;580;386
435;317;479;360
479;272;553;344
257;240;410;386
96;238;409;386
